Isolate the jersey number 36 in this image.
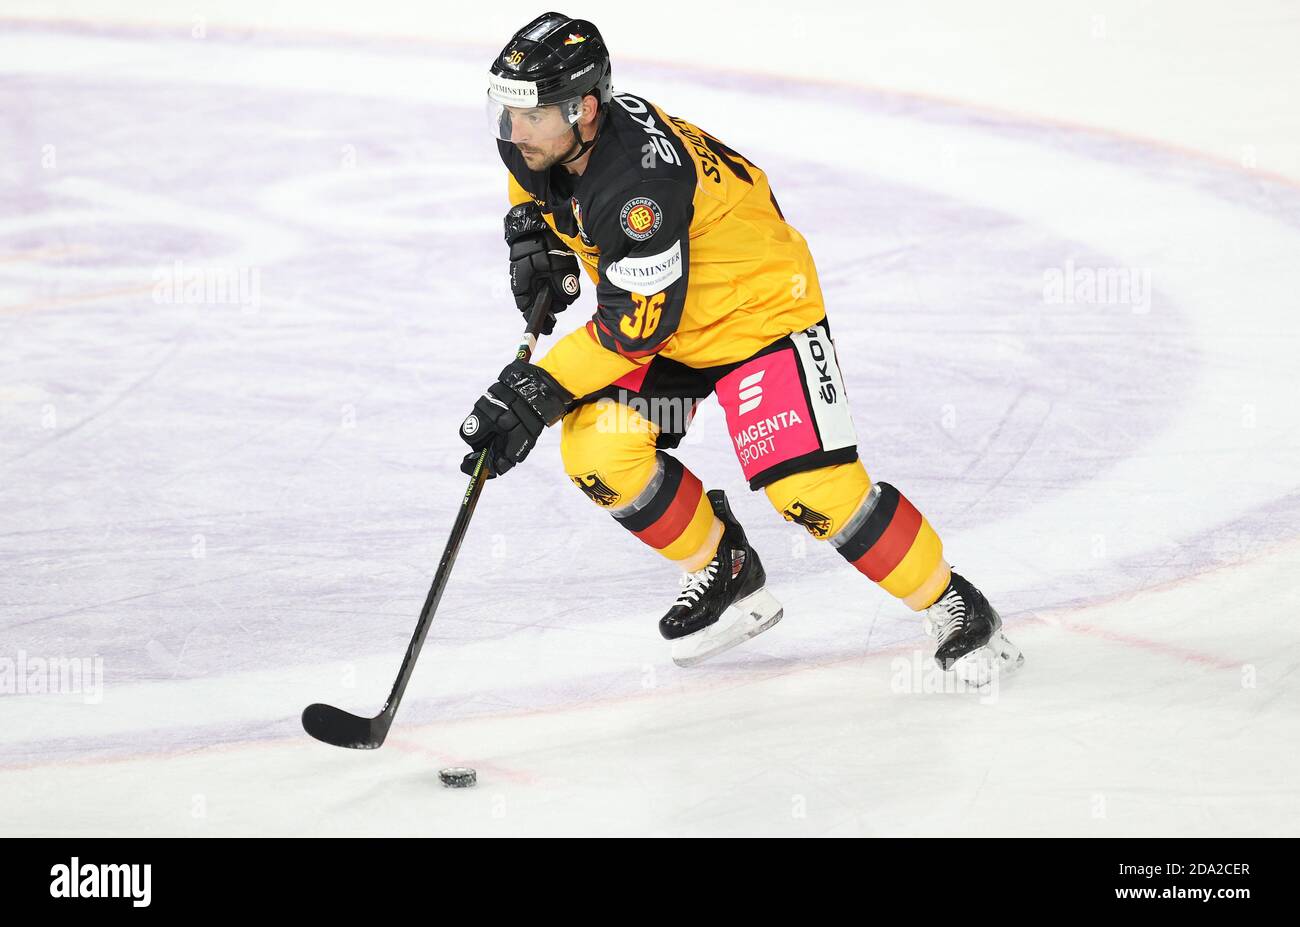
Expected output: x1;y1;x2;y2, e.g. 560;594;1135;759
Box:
620;292;666;341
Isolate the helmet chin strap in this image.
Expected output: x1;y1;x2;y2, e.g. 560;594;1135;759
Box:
557;107;601;165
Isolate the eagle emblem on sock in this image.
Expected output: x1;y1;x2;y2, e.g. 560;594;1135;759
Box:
783;500;832;538
572;471;621;507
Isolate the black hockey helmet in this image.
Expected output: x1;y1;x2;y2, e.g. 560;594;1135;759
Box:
486;12;612;157
489;12;612;107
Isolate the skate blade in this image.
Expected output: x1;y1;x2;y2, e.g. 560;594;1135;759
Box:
949;630;1026;688
671;588;784;668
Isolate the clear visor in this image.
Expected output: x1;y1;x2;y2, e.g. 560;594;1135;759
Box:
486;94;583;144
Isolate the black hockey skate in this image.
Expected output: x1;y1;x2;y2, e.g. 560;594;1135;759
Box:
923;571;1025;686
660;490;784;667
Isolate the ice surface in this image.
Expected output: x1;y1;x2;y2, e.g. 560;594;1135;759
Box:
1;6;1298;836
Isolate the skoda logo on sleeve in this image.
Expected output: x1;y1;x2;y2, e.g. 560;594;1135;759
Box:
619;197;662;241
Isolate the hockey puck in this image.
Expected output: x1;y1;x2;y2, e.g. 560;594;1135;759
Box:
438;767;477;789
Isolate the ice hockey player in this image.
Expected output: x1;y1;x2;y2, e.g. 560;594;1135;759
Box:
458;12;1024;683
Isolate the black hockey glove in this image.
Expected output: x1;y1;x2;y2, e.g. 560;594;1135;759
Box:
459;360;574;477
505;202;580;336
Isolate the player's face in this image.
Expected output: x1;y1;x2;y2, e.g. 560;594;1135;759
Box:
506;104;575;170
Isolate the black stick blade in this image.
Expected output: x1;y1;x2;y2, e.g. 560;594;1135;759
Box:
301;702;389;750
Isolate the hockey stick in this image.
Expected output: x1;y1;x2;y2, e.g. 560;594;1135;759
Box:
301;288;555;749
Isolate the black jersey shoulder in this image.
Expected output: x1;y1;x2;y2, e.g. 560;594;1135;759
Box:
587;93;697;187
574;94;697;260
497;93;697;252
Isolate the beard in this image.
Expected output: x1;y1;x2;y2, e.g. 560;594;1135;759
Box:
521;148;559;171
519;134;582;171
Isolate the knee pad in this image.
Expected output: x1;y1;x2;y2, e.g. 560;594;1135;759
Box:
561;400;720;570
764;460;872;539
561;399;661;508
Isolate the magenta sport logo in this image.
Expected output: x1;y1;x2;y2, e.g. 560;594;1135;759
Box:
736;370;765;415
716;350;819;480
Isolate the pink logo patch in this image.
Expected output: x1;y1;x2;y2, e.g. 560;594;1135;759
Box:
716;349;819;480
